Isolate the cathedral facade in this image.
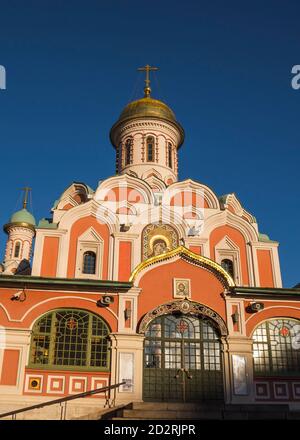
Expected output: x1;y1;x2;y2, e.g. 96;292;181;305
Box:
0;69;299;418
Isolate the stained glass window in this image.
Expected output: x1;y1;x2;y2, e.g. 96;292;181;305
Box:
147;136;154;162
253;319;300;375
29;309;110;370
82;251;96;274
221;259;234;278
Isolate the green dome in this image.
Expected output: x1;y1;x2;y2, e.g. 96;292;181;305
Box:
9;208;36;227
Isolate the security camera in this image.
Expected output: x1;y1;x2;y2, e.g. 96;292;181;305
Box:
249;302;264;312
10;290;26;302
96;295;114;307
120;224;131;232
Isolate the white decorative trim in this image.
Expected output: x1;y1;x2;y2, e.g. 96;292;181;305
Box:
246;307;300;330
255;381;270;399
273;381;289;399
215;235;242;285
292;382;300;399
91;376;109;397
68;376;87;395
75;227;104;280
46;375;65;394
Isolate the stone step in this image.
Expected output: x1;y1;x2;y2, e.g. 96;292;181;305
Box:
120;409;222;419
99;401;300;421
224;404;289;413
131;402;222;411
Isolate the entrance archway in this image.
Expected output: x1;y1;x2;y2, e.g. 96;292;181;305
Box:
140;300;227;402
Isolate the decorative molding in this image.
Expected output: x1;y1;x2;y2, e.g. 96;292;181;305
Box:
138;299;228;336
130;245;235;288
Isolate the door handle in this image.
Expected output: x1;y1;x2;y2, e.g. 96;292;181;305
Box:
184;368;193;379
174;368;183;379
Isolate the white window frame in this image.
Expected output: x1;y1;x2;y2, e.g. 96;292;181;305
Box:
75;228;103;279
215;236;242;285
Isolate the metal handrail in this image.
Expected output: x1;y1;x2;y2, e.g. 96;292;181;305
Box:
0;381;126;419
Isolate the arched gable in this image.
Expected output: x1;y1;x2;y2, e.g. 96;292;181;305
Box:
219;193;256;224
166;179;220;210
130;245;234;288
54;182;93;211
132;247;231;323
94;174;155;206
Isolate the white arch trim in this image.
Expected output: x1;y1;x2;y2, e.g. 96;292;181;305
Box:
246;306;300;332
0;296;119;324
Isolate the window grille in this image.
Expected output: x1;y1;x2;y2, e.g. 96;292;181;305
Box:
14;242;21;258
29;309;110;370
221;258;234;278
168;143;172;168
125;138;132;166
82;251;96;274
253;319;300;375
147;136;154;162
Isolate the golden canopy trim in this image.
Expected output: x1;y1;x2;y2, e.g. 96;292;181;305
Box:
129;245;235;287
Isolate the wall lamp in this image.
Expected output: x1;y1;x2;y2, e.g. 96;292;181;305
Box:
124;306;132;321
231;310;240;324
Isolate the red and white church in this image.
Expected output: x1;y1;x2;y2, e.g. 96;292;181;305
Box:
0;67;299;418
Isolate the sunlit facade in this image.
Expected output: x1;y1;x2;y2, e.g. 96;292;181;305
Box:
0;69;299;418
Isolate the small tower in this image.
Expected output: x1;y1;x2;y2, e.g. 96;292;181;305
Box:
2;188;36;275
110;65;185;186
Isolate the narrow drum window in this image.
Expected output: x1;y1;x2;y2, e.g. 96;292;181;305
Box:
14;241;21;258
82;251;96;274
147;136;154;162
221;258;234;278
125;138;132;166
168;143;173;168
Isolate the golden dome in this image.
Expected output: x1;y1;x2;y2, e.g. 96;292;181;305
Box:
118;97;177;123
110;95;184;148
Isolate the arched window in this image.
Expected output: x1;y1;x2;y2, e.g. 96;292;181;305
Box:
168;143;173;168
221;259;234;278
125;138;132;166
29;309;110;370
14;241;21;258
82;251;96;274
146;136;155;162
253;319;300;375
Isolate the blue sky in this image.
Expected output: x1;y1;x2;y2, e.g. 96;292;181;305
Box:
0;0;299;287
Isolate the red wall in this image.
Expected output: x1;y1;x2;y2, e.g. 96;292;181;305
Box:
257;249;274;287
118;241;132;281
0;349;20;385
138;258;226;321
40;237;59;277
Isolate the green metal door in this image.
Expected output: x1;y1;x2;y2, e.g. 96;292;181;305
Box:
143;314;224;402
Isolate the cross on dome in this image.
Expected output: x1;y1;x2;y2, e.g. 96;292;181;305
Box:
137;64;158;97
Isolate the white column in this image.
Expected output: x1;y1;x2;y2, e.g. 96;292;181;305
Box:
109;333;145;405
